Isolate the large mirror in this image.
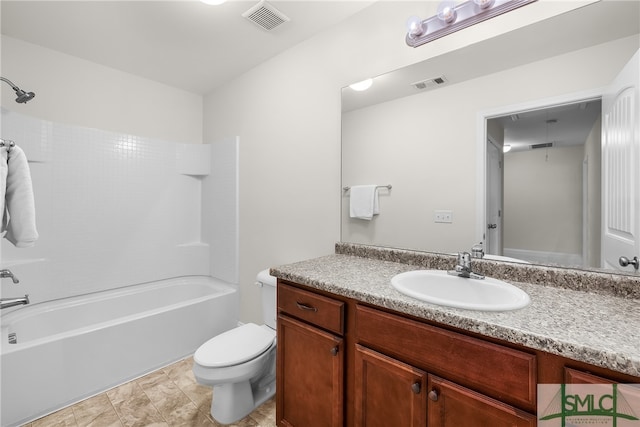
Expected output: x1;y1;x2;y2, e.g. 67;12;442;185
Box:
341;0;640;274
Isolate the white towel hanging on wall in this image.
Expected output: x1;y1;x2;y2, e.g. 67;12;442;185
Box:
349;185;379;220
2;145;39;247
0;149;7;230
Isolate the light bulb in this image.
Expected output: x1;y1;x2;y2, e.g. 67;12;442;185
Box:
437;0;457;24
503;145;512;153
406;16;425;37
349;79;373;92
473;0;494;9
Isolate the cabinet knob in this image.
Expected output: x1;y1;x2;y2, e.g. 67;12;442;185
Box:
330;346;339;356
428;390;439;402
411;382;421;394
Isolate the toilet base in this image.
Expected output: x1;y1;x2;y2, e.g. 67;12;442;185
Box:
210;376;275;425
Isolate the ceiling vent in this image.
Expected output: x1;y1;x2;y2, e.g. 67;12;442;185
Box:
531;142;553;149
411;76;448;90
242;1;290;31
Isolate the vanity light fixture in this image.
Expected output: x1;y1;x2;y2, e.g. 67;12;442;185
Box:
349;78;373;92
406;0;537;48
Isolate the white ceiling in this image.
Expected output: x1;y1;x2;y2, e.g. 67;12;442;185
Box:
0;0;373;95
2;0;638;150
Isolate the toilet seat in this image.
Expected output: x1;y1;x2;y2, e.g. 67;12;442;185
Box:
194;323;275;368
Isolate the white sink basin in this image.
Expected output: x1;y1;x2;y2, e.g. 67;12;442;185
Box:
390;270;530;311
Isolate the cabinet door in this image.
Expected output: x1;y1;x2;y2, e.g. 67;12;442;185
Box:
565;368;616;384
354;345;426;427
277;314;343;427
427;375;536;427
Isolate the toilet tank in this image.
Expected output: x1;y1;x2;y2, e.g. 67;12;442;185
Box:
256;269;277;329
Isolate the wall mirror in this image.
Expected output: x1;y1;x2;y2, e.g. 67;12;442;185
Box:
341;0;640;275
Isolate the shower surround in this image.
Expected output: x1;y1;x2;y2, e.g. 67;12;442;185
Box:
0;108;238;303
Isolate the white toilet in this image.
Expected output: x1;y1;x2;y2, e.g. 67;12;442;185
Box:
193;269;277;425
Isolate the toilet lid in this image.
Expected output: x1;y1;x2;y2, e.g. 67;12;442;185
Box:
194;323;275;368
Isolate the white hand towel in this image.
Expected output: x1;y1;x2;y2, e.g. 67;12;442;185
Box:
0;149;7;230
349;185;379;220
2;145;39;247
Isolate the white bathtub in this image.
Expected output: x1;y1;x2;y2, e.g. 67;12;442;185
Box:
0;276;239;427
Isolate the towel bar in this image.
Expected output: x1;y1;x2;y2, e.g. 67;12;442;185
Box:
343;184;392;192
0;139;15;153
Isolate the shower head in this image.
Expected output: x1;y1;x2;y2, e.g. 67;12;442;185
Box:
14;89;36;103
1;77;36;103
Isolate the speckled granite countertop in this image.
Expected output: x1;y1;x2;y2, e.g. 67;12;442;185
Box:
270;244;640;378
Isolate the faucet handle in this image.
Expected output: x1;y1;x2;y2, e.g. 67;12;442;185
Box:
0;269;20;284
471;243;484;259
457;252;472;268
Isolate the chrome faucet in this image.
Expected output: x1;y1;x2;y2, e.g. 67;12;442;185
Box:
449;252;485;280
0;294;29;309
0;269;20;284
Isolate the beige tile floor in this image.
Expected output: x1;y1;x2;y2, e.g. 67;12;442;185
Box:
23;357;275;427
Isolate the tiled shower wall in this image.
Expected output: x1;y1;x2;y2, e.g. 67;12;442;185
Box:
1;109;237;304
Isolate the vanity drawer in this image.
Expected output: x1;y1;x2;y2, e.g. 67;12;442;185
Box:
355;305;537;410
278;283;345;335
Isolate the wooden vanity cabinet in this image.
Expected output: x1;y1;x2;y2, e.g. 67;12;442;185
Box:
276;283;345;427
276;280;639;427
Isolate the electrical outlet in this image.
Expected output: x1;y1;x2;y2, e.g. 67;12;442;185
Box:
434;210;453;223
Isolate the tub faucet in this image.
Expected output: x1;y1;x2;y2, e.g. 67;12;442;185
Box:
0;269;20;284
0;294;29;309
449;252;485;280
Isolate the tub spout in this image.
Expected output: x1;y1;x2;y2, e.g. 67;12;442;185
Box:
0;294;29;309
0;269;20;284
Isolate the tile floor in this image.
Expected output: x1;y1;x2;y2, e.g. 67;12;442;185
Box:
24;357;276;427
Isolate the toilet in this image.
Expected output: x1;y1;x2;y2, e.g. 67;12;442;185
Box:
193;269;277;425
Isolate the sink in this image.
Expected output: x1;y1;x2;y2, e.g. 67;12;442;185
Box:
390;270;530;311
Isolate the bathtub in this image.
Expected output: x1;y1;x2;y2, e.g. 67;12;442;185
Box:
0;275;239;427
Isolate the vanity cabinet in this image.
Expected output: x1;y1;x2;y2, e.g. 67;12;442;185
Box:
276;280;639;427
276;283;345;427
